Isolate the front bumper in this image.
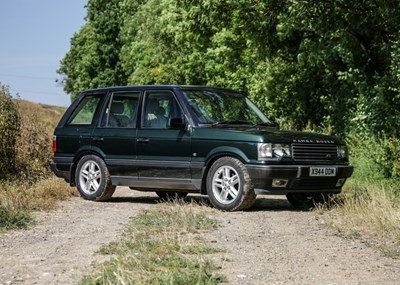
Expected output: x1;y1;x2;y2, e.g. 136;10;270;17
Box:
247;164;354;195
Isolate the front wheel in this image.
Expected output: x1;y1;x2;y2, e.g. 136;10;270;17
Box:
75;155;116;201
286;192;333;210
206;157;256;211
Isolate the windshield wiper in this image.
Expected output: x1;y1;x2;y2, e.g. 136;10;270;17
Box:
212;120;253;127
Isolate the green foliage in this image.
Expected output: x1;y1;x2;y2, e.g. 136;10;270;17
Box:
0;207;32;230
0;83;21;179
347;133;400;184
58;0;128;100
384;137;400;180
59;0;400;177
347;133;388;181
269;0;400;135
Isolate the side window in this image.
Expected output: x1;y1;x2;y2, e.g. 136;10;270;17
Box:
68;95;102;125
142;91;183;129
101;92;140;128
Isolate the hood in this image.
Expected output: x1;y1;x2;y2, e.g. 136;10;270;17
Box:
194;126;342;144
245;128;341;144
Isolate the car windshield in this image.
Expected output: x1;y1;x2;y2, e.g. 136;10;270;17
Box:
182;89;274;126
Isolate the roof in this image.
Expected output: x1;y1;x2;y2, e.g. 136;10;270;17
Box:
80;85;243;95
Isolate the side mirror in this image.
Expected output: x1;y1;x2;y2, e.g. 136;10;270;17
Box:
168;117;186;129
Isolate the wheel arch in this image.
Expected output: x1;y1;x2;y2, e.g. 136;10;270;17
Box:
200;147;249;195
69;147;106;186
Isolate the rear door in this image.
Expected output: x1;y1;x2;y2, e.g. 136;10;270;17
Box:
56;93;104;164
91;91;140;180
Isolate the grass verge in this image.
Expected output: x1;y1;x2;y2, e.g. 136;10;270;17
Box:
316;135;400;258
322;178;400;258
322;139;400;258
0;177;76;231
81;201;225;285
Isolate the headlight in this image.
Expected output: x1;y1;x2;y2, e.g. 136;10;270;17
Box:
258;143;291;160
337;145;348;159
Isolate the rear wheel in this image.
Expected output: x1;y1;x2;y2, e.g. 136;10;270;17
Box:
286;192;333;210
156;191;188;201
206;157;256;211
75;155;116;201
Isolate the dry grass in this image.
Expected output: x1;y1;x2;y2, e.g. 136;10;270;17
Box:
0;177;76;231
325;179;400;257
17;99;66;131
15;100;66;180
81;201;225;285
321;136;400;258
1;99;72;212
0;177;76;212
0;98;72;230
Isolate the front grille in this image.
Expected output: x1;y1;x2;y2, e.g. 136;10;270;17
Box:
292;143;338;161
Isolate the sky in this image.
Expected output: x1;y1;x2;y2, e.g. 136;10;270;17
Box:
0;0;87;107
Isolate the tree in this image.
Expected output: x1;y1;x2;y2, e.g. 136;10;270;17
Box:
59;0;400;137
265;0;400;135
58;0;128;100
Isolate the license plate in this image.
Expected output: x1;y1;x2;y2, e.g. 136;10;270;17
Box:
309;167;336;177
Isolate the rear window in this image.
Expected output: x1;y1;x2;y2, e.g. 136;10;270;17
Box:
68;95;102;125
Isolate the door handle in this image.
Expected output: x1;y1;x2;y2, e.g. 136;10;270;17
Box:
137;138;150;143
92;136;104;142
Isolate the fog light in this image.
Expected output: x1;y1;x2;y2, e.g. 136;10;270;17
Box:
336;178;346;187
272;179;288;188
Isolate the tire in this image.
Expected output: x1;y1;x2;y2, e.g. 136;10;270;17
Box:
206;157;256;211
156;191;188;201
75;155;116;201
286;192;333;210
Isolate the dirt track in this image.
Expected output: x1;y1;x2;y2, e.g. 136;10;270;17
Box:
1;187;399;285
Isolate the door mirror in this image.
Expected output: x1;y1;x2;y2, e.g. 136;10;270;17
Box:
168;118;186;129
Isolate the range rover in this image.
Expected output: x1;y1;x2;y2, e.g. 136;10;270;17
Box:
51;85;353;211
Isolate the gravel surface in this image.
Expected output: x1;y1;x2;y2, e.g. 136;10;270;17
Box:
1;187;399;285
207;197;400;284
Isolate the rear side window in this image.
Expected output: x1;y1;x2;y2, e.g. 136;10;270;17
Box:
68;95;102;125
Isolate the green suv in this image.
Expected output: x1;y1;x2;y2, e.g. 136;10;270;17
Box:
51;85;353;211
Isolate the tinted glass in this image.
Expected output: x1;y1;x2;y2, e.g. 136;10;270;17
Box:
101;92;140;128
182;89;271;125
142;91;183;129
68;95;102;125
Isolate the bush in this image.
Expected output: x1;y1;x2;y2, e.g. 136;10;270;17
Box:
0;206;32;230
385;137;400;180
0;83;21;179
0;83;60;182
0;83;73;230
347;132;400;182
15;111;54;182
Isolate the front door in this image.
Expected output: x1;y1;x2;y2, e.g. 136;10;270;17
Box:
136;90;192;189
